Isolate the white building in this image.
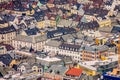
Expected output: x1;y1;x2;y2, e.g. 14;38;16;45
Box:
44;39;83;62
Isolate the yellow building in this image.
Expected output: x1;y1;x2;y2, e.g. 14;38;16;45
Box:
50;20;56;27
97;19;112;27
37;20;56;28
95;37;108;45
0;23;16;45
79;66;97;76
37;21;45;28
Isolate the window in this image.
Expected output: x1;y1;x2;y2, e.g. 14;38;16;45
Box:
49;70;53;73
56;71;60;74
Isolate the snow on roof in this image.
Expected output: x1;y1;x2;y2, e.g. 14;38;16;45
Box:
36;56;61;62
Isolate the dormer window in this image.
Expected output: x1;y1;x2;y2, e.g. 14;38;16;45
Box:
50;70;53;73
56;71;60;74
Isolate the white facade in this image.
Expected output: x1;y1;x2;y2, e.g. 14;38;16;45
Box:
44;45;82;62
13;40;46;51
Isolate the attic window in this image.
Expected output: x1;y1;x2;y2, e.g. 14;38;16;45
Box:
56;71;60;74
50;70;53;73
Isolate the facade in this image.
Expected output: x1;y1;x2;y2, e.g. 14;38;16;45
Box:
64;68;83;80
44;39;82;62
97;19;112;27
0;43;14;54
79;55;118;76
37;20;56;28
81;45;109;61
0;25;16;45
17;62;43;75
12;28;47;51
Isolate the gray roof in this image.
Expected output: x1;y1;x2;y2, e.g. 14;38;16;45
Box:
14;34;47;43
76;31;84;39
18;62;31;70
46;65;67;75
45;40;62;47
86;36;95;42
31;63;42;68
99;27;112;33
57;19;79;27
80;45;109;53
40;60;62;66
62;34;75;41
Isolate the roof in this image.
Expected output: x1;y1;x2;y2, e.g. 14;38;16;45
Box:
99;26;112;33
0;25;16;34
79;45;109;53
66;68;82;77
14;34;47;43
36;56;62;66
17;23;26;30
111;25;120;33
57;19;79;27
77;21;99;30
0;54;13;66
0;14;15;22
46;40;62;47
33;11;45;22
59;43;81;52
24;27;40;36
62;34;75;42
18;62;31;70
46;65;67;75
85;8;109;16
0;43;14;51
47;27;76;38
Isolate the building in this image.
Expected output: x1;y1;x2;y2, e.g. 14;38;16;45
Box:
0;43;14;54
0;25;16;45
12;27;47;51
79;55;118;76
77;21;99;30
44;39;82;62
96;16;112;27
57;19;79;27
64;68;83;80
0;54;16;68
81;45;109;61
17;62;43;75
20;16;37;28
43;65;68;80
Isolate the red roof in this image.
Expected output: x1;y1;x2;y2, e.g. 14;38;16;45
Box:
66;68;82;77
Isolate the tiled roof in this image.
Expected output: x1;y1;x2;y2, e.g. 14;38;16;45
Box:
66;68;82;77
